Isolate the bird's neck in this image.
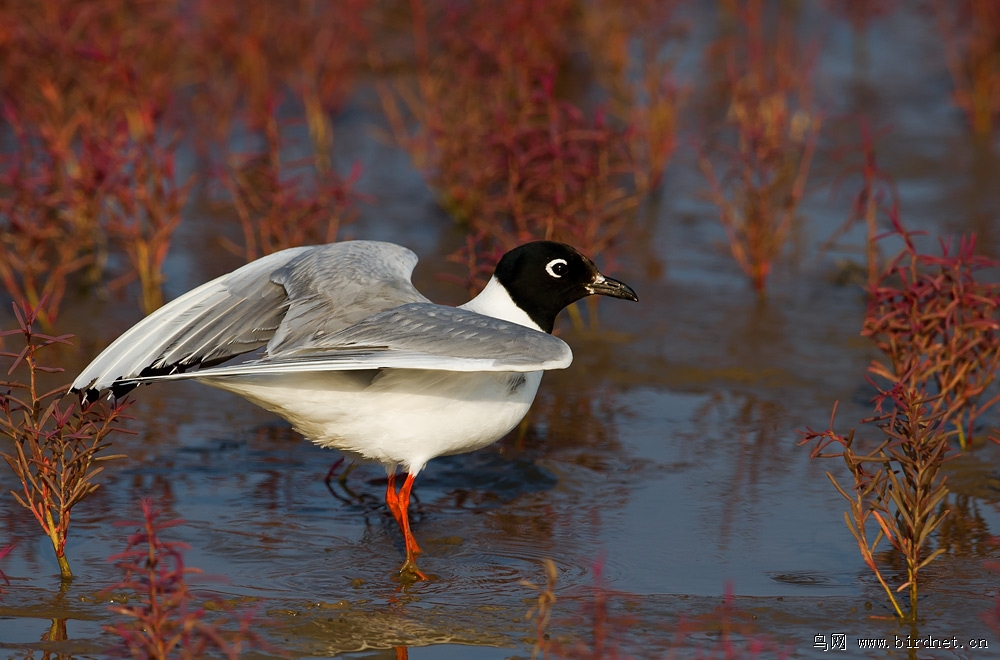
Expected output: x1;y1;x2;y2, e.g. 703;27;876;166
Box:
459;277;544;332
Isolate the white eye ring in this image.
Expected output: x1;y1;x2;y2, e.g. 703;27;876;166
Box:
546;258;569;278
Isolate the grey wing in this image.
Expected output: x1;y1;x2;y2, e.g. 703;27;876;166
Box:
266;240;429;352
121;304;573;384
286;303;572;368
71;241;429;395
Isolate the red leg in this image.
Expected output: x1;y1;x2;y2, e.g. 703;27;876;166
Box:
385;472;404;526
390;472;425;580
397;473;421;558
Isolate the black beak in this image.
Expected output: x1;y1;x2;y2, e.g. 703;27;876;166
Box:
587;275;638;302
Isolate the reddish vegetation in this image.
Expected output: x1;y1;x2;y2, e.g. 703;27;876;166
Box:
0;0;367;320
185;0;371;168
218;111;365;262
0;544;12;597
801;393;952;621
934;0;1000;136
802;219;1000;620
826;122;899;287
0;0;994;311
525;562;788;659
378;0;682;292
668;585;792;659
1;0;1000;653
0;301;129;579
825;0;899;33
864;219;1000;448
699;0;821;294
0;0;185;321
104;499;262;659
524;558;638;659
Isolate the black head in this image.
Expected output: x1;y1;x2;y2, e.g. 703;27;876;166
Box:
493;241;638;333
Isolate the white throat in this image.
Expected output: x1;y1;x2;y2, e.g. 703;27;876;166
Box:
459;276;542;331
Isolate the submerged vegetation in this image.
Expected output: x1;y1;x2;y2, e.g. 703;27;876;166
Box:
0;0;999;656
104;500;263;659
524;560;790;659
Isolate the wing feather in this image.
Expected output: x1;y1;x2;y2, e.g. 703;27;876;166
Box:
116;304;573;386
280;303;569;363
71;241;430;396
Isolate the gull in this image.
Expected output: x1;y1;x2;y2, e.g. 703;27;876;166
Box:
72;240;637;578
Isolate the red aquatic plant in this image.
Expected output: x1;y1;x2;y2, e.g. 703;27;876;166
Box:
0;107;115;324
932;0;1000;135
0;0;187;319
523;559;558;659
525;561;787;659
435;80;638;309
802;218;1000;620
0;0;370;318
0;103;187;318
825;0;899;35
579;0;689;192
0;300;129;580
801;388;954;621
698;0;821;294
104;499;263;659
105;109;192;314
864;217;1000;447
0;0;181;144
668;584;791;659
825;122;899;287
185;0;370;170
523;558;637;660
442;231;506;295
218;98;364;261
377;0;574;226
481;78;639;255
378;0;644;287
0;544;12;597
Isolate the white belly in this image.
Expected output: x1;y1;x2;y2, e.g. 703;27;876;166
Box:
200;369;543;473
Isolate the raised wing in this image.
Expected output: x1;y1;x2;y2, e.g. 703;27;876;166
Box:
266;241;428;352
117;304;573;385
71;241;429;397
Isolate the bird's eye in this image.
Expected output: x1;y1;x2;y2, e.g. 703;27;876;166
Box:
546;258;569;278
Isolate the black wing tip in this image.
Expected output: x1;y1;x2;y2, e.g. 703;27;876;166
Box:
72;360;197;404
82;387;101;405
69;382;139;405
66;385;92;403
109;381;141;400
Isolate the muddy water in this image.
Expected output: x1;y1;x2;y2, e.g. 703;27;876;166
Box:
3;6;1000;659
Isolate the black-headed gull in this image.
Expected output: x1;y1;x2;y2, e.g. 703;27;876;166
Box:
72;240;637;578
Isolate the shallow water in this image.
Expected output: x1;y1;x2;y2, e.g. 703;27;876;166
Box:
3;5;1000;659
